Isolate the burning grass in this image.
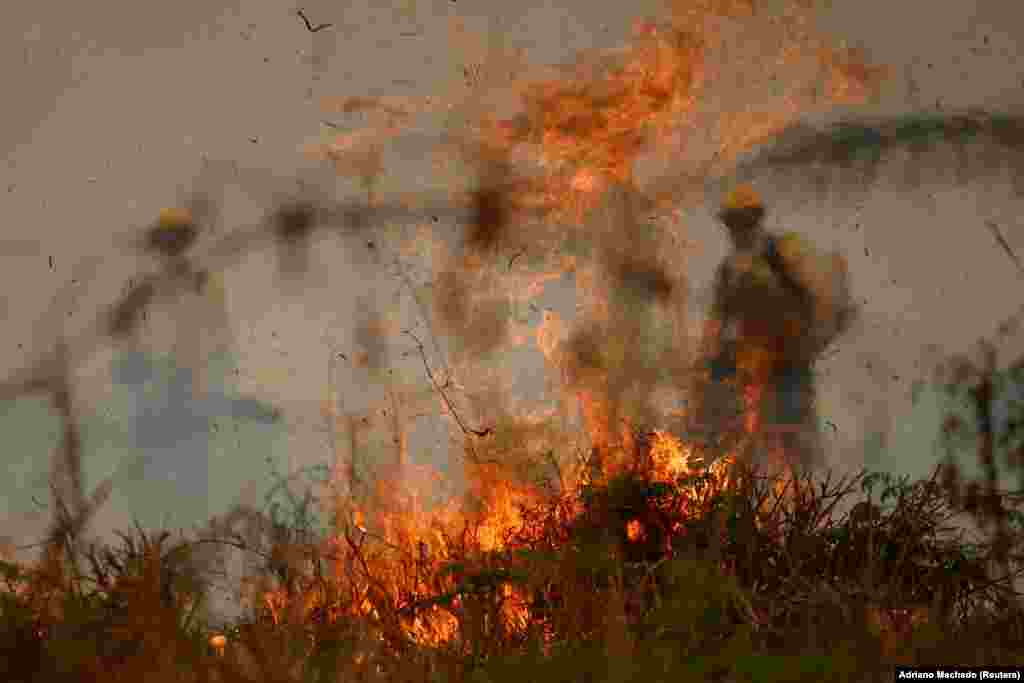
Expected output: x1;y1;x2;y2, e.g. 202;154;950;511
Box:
4;425;1024;682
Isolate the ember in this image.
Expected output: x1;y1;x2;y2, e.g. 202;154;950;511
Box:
626;519;645;542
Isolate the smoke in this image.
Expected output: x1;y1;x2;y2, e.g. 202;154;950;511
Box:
731;110;1024;199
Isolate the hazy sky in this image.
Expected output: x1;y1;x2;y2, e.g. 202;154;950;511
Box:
3;0;1024;623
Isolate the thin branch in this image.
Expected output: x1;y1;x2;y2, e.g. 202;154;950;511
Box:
296;9;333;33
391;256;452;389
403;330;493;439
508;250;525;270
985;220;1024;277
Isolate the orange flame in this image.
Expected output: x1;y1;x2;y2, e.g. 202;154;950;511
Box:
648;430;696;482
208;633;227;657
282;0;890;652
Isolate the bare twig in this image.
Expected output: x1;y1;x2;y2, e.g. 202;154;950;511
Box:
296;9;333;33
403;330;493;440
391;256;452;389
985;220;1024;278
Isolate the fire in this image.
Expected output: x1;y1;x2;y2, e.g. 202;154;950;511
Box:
237;452;547;649
408;606;460;647
208;633;227;657
821;46;890;105
268;0;889;656
472;476;539;553
0;6;886;671
483;10;707;226
469;2;883;502
648;429;695;482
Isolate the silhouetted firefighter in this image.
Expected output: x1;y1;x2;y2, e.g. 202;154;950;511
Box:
694;184;857;478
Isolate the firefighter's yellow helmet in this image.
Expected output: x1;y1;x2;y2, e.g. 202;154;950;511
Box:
158;207;193;228
722;184;763;212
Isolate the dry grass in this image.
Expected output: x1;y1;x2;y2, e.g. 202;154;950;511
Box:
3;421;1024;682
